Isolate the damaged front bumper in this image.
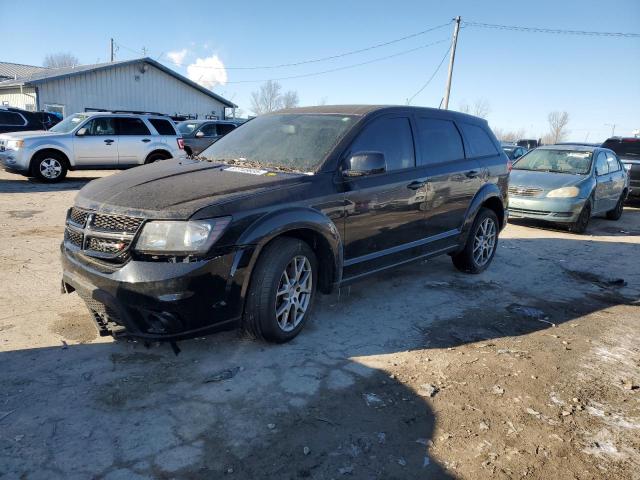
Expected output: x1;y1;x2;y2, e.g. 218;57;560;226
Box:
508;196;586;223
61;244;252;340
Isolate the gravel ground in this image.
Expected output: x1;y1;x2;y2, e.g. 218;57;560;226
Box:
0;169;639;480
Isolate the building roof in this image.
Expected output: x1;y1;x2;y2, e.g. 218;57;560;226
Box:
0;57;236;108
0;61;49;80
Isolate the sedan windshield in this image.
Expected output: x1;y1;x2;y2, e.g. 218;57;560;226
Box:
49;114;89;133
513;149;592;175
199;114;357;173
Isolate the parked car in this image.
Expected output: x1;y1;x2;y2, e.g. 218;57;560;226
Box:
517;139;541;150
601;137;640;197
502;145;527;160
0;107;61;134
60;105;509;343
508;145;629;233
0;112;186;182
177;119;241;156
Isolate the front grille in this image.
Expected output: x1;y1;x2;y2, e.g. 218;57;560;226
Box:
86;237;131;255
508;186;543;197
69;207;89;226
64;228;83;248
509;207;552;215
91;213;143;233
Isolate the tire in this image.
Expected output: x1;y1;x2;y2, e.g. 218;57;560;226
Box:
243;237;318;343
145;152;171;164
570;201;591;234
606;193;625;220
452;207;499;274
32;151;68;183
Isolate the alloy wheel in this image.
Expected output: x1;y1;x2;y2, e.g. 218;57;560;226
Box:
275;255;313;332
40;158;62;179
472;217;497;267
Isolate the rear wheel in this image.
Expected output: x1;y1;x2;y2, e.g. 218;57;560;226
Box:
452;207;499;274
606;193;625;220
243;237;318;343
145;151;171;164
32;152;68;182
570;201;591;234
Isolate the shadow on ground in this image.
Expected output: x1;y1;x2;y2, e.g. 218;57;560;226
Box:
0;176;101;194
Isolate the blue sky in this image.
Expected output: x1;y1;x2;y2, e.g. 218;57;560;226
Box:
1;0;638;140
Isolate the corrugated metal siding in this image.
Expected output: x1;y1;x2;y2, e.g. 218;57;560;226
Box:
36;63;226;118
0;87;37;110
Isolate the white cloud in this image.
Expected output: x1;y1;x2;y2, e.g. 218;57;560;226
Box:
167;49;188;65
186;55;227;89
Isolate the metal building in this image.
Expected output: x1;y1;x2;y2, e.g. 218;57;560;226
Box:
0;57;236;119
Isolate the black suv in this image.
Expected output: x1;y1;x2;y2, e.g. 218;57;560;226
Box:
0;107;60;133
177;119;241;156
61;106;508;343
601;137;640;197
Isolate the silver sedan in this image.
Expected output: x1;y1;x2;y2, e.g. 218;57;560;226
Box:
508;145;629;233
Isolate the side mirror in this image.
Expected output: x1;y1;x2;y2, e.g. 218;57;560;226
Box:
76;127;87;136
343;152;386;177
195;131;205;138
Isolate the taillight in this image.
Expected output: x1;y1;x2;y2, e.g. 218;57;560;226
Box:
177;138;185;149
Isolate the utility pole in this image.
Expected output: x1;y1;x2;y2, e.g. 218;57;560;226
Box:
442;16;461;110
605;123;616;137
110;38;115;62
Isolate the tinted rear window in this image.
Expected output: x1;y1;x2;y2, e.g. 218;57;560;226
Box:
117;118;151;135
602;140;640;158
0;111;26;126
460;123;498;157
416;118;464;165
149;118;176;135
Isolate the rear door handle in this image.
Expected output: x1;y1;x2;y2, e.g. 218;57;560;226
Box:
141;139;151;143
407;180;426;190
104;139;114;144
465;170;480;178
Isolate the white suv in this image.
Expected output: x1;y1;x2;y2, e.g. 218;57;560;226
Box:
0;112;186;182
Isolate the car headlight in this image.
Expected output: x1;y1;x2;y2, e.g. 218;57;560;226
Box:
135;217;231;254
546;186;580;198
7;140;24;150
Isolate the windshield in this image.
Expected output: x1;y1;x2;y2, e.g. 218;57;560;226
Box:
513;149;592;175
177;122;199;135
199;114;357;173
49;114;89;133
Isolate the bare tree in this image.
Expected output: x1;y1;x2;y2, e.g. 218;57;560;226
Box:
250;80;299;114
458;99;491;119
43;53;79;69
546;111;570;144
493;127;526;143
281;90;299;109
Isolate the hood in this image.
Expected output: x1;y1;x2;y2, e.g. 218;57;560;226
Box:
509;169;587;191
75;159;309;219
0;130;57;140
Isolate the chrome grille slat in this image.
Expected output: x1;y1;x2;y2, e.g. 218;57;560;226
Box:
91;213;143;233
508;185;543;197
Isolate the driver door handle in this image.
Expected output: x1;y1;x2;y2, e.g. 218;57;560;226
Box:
104;139;114;144
141;139;151;143
407;180;426;190
465;170;480;178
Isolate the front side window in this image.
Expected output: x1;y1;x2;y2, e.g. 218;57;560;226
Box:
217;124;236;135
595;152;609;176
416;118;464;165
83;118;116;136
178;122;198;135
199;123;218;137
459;123;498;157
117;118;151;135
200;114;357;173
513;149;593;175
50;114;88;133
606;152;621;172
349;117;415;171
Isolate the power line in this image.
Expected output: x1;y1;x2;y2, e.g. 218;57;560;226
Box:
462;21;640;38
113;21;452;71
223;39;449;84
406;44;451;104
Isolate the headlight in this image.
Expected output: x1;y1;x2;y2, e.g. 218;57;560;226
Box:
7;140;24;150
135;217;230;254
546;186;580;198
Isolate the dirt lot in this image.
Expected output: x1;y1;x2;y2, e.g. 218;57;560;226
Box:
1;169;639;480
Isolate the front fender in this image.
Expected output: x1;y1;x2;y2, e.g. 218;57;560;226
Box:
27;139;74;165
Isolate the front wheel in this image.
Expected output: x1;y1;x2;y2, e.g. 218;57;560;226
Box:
32;152;68;182
570;201;591;234
243;237;318;343
452;207;499;274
